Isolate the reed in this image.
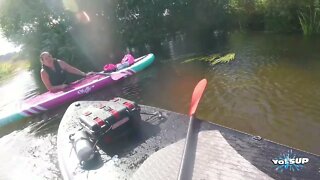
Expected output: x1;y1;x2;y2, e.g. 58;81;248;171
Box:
298;7;320;36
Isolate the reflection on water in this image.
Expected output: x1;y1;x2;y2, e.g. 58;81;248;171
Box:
0;71;40;136
0;126;60;180
0;33;320;179
0;71;39;114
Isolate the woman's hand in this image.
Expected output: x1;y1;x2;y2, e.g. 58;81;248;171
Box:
48;84;68;92
61;84;68;89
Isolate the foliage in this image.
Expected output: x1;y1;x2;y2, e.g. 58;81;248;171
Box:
263;0;301;32
298;6;320;35
228;0;320;34
182;53;236;66
211;53;236;66
228;0;265;31
0;60;30;82
0;0;95;76
0;63;14;79
114;0;231;53
0;0;319;78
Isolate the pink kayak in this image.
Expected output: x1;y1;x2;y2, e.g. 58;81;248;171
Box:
0;54;155;127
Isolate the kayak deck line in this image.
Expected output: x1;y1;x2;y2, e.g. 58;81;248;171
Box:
57;101;320;180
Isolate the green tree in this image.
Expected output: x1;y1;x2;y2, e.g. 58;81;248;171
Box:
0;0;98;77
228;0;265;31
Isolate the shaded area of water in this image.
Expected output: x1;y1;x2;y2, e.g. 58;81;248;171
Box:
0;33;319;179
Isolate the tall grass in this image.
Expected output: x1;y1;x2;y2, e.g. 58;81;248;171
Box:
0;61;30;81
298;7;320;36
0;63;14;78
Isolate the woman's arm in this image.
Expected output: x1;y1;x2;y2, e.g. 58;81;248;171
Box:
41;70;68;92
58;60;87;76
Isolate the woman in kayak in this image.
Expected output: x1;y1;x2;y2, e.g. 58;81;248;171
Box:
40;52;92;92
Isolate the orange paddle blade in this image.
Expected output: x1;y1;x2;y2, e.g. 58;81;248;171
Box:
189;79;207;116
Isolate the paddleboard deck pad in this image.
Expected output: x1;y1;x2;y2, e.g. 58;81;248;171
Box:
0;54;154;127
57;101;320;180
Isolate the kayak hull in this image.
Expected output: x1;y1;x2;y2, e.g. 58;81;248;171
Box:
57;101;320;180
0;54;155;127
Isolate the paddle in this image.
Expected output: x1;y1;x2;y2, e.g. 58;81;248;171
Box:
95;71;129;80
92;54;149;80
67;71;127;86
177;79;208;180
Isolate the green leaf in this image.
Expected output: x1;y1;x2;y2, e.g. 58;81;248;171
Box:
211;53;235;66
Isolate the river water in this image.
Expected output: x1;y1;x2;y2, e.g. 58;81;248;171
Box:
0;33;320;179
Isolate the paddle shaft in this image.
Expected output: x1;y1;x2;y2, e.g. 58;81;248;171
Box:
95;71;128;80
178;115;196;180
95;72;112;76
178;79;207;180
